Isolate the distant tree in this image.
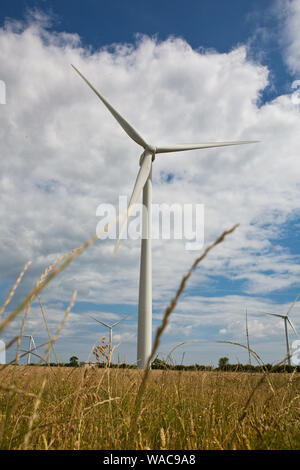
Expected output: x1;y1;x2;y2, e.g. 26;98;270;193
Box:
218;357;229;370
69;356;79;367
151;356;168;370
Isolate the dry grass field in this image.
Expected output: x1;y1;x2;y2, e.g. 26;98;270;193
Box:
0;365;299;450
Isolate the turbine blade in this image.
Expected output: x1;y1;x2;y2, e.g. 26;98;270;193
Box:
111;315;130;328
286;292;300;317
261;311;285;319
288;318;298;336
89;316;110;328
155;141;259;154
113;152;152;255
71;65;149;149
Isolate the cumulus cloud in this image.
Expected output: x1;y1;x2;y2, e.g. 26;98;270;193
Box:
278;0;300;74
1;12;300;365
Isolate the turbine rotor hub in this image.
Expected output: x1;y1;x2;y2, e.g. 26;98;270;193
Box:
146;144;156;155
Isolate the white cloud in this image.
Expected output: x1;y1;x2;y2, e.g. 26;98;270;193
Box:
1;14;300;365
278;0;300;74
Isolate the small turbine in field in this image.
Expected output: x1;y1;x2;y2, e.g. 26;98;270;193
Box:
90;315;129;350
0;339;5;364
245;308;251;365
23;335;37;365
262;293;300;365
72;64;258;368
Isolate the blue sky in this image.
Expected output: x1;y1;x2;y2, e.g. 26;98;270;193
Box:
0;0;272;47
0;0;292;100
1;0;300;366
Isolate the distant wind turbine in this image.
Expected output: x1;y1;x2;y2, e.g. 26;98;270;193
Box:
262;293;300;365
72;64;258;368
90;315;129;349
23;335;37;365
245;308;251;365
0;339;5;364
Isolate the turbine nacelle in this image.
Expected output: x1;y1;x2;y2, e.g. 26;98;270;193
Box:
139;149;155;166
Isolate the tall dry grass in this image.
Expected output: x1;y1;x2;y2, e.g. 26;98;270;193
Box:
0;366;299;450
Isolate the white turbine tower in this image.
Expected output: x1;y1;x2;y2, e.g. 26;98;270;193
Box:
72;65;258;369
90;315;129;349
262;293;300;366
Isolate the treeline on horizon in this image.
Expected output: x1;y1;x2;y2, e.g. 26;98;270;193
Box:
150;357;300;373
10;357;300;373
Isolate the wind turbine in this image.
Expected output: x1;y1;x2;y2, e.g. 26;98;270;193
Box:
23;335;37;365
262;294;300;366
90;315;129;349
0;339;5;364
72;64;258;368
245;308;251;365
